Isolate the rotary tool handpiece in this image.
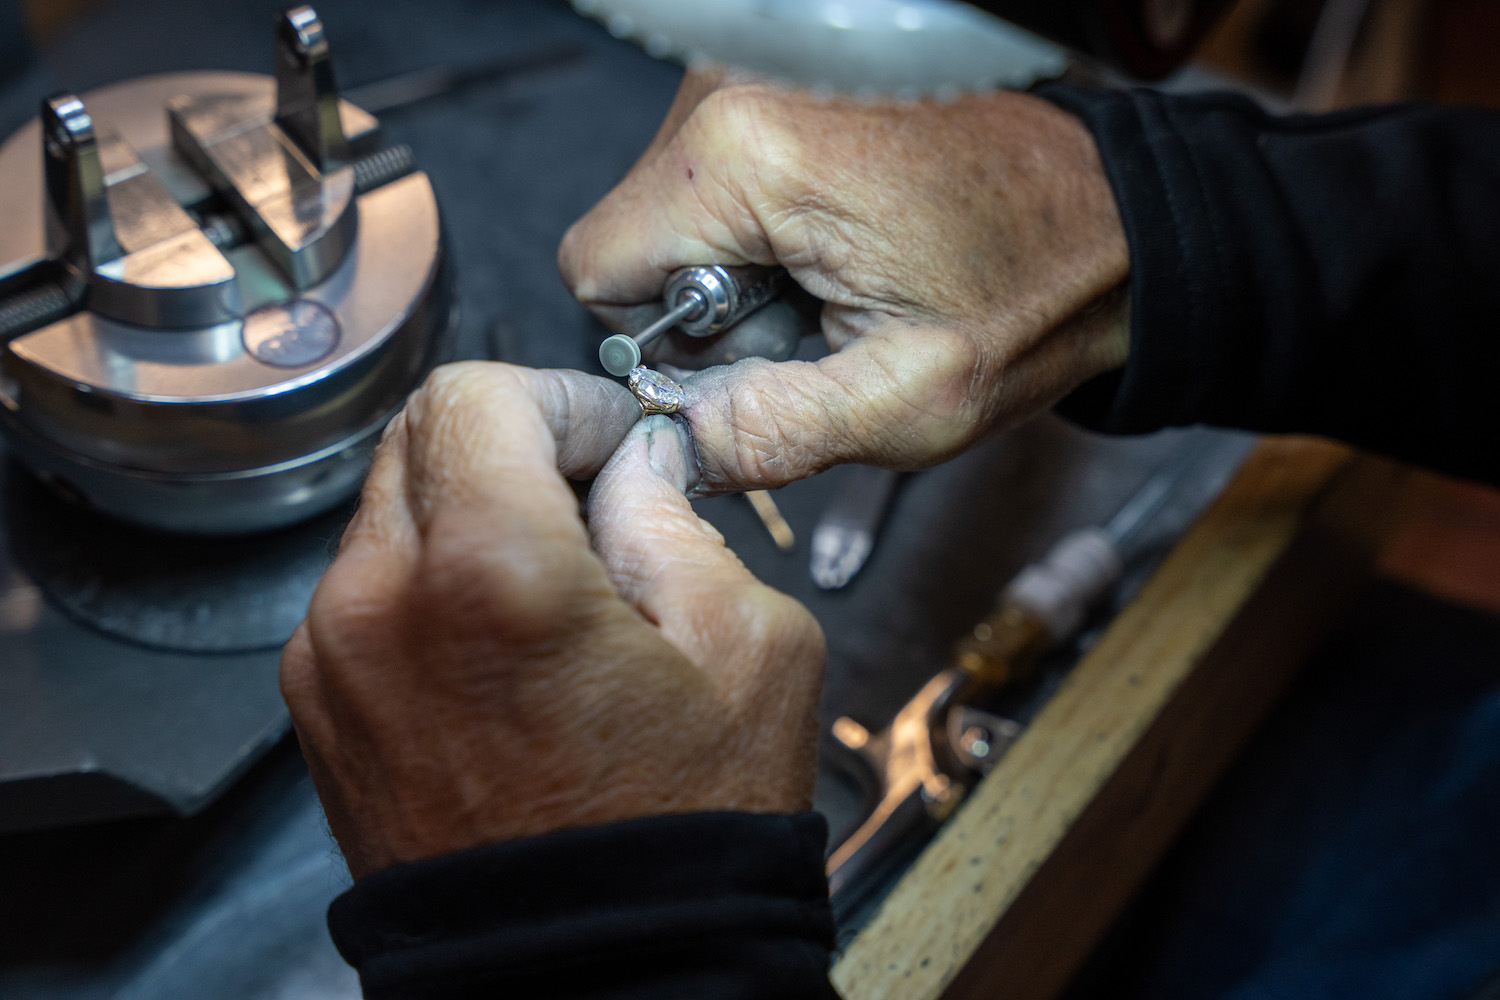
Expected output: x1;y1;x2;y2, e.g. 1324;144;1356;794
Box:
598;264;786;376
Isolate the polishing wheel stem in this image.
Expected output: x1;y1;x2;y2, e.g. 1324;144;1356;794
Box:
599;290;705;377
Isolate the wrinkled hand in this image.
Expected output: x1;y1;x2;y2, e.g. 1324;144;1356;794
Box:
560;72;1131;495
281;362;825;878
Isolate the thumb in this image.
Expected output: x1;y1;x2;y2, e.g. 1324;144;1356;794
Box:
586;415;824;677
673;288;1135;495
588;415;826;812
675;326;988;494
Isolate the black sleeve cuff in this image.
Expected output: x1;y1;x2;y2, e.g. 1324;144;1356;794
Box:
1035;83;1500;486
327;811;839;1000
1037;82;1264;435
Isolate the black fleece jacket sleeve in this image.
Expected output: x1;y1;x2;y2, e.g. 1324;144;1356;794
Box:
326;811;839;1000
1040;85;1500;486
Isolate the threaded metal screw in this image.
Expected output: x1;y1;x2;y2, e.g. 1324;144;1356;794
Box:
0;282;73;340
352;143;416;195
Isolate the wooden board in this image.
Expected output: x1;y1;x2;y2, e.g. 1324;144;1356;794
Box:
834;437;1413;1000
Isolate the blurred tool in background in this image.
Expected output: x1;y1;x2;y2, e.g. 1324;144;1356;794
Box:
825;443;1218;922
812;467;903;590
746;489;797;552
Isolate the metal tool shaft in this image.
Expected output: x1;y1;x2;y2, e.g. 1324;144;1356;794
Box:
599;291;704;376
633;292;705;350
598;264;785;376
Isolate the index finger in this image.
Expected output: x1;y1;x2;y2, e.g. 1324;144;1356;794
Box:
342;363;641;553
557;81;795;313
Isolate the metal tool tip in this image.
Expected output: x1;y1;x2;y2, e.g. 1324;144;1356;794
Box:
599;334;641;377
810;526;872;590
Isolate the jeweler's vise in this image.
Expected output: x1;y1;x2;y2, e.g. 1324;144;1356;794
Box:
0;6;450;534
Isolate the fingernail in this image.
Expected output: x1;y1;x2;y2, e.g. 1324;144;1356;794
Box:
645;415;695;492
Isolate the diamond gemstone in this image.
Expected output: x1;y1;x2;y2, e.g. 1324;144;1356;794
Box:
627;366;686;414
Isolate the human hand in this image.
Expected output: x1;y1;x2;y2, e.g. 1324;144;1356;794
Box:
281;362;825;877
559;71;1130;495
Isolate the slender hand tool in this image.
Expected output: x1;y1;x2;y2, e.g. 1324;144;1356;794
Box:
825;449;1213;917
810;466;903;589
745;490;796;552
598;264;786;376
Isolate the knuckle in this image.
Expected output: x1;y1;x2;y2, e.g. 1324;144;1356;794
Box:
690;85;801;193
402;363;526;467
694;84;769;139
904;328;992;442
711;585;825;752
557;222;586;292
278;624;317;705
303;560;401;659
728;584;825;669
416;511;605;650
409;361;509;424
376;407;408;450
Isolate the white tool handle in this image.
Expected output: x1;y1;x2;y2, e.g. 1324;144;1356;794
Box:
1001;527;1123;641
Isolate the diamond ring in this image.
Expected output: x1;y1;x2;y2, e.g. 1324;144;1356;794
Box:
627;366;686;416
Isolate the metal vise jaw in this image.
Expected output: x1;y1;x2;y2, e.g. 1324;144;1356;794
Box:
0;6;450;534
